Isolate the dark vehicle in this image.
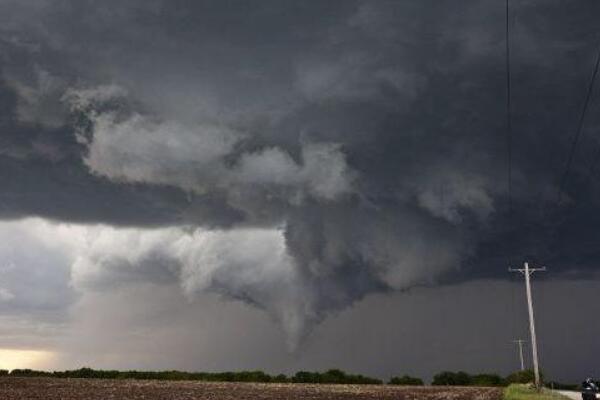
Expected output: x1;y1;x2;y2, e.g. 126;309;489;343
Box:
582;378;599;400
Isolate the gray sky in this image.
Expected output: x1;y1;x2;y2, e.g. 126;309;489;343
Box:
0;0;599;383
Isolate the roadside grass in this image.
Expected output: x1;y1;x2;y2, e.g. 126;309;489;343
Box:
504;384;572;400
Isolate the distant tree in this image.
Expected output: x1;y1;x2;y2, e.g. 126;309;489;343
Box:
323;369;347;384
9;369;51;377
292;371;320;383
505;369;542;385
0;369;8;376
470;374;506;387
3;367;382;385
432;371;472;386
234;370;272;382
292;369;381;385
68;367;96;378
388;375;424;385
273;374;290;383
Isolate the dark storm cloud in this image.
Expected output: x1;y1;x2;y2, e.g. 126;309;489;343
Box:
1;0;600;349
0;80;243;227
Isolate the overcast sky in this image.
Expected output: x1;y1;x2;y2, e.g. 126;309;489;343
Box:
1;0;600;383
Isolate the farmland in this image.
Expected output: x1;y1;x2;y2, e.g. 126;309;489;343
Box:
0;377;503;400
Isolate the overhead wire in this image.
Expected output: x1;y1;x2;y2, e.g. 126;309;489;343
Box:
505;0;520;351
556;43;600;204
583;58;600;186
506;0;513;220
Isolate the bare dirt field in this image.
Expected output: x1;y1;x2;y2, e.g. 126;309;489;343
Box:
0;377;503;400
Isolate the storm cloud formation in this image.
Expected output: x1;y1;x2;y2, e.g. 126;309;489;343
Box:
1;0;600;372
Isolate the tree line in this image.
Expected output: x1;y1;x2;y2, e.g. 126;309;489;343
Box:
389;370;532;387
0;368;380;384
0;368;576;388
429;370;577;390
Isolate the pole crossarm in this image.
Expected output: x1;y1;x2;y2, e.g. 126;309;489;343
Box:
508;266;546;275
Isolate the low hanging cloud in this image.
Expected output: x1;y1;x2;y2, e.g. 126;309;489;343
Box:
415;171;495;224
67;223;312;349
65;85;355;205
0;218;311;348
14;213;466;349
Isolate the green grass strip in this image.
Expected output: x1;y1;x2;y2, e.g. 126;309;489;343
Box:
504;384;572;400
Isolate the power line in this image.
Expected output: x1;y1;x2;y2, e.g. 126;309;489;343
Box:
506;0;513;217
556;43;600;204
505;0;520;348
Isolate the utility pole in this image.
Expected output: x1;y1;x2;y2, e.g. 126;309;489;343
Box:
509;262;546;391
512;339;526;371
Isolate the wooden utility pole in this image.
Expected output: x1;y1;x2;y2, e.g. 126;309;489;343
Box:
509;262;545;391
512;339;526;371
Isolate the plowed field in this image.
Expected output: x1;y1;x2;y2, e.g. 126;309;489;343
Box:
0;377;504;400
